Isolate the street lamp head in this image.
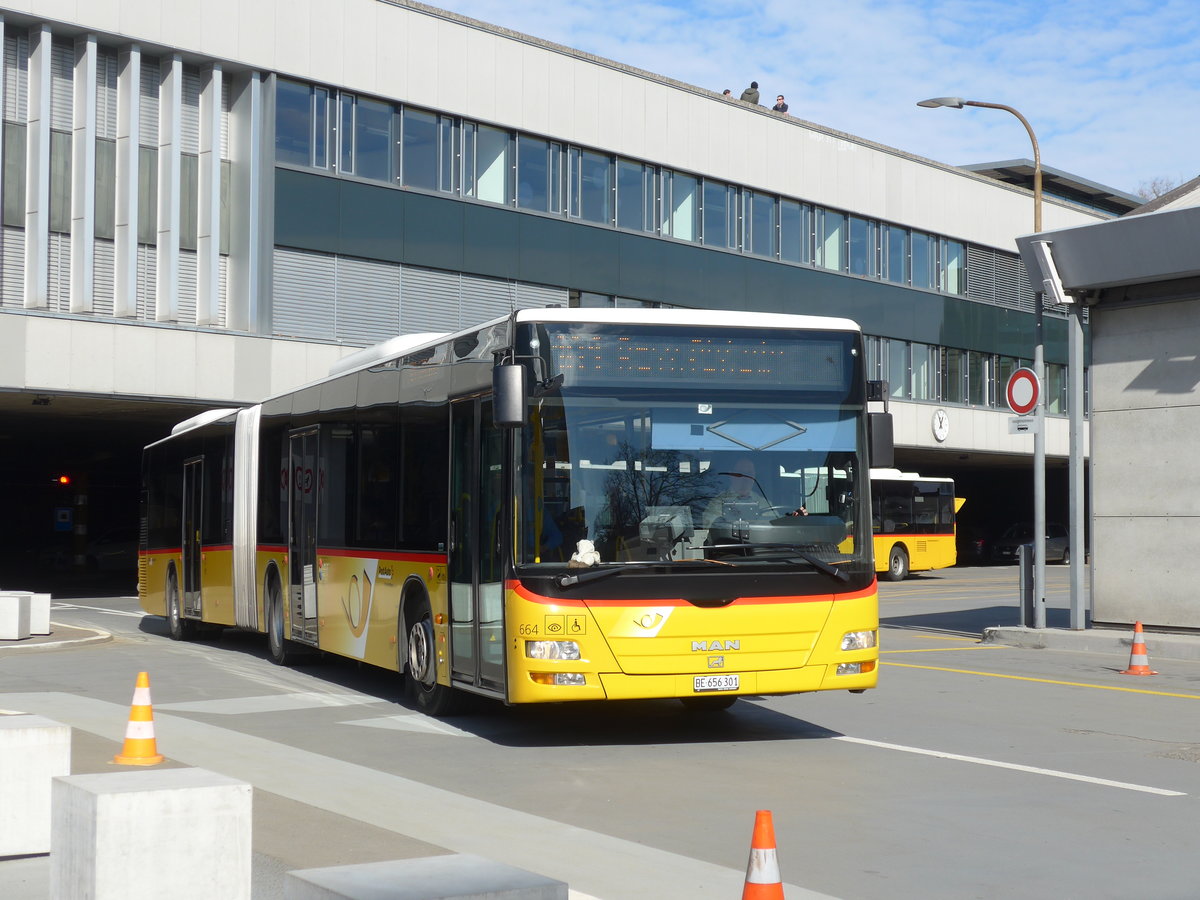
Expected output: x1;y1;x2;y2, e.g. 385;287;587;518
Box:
917;96;966;109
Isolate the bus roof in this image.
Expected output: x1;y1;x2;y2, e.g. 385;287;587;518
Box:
870;468;954;483
514;307;862;332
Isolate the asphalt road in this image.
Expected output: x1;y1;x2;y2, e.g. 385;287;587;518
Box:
4;566;1200;899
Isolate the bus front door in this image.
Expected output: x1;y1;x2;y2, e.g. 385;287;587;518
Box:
182;457;203;618
287;427;320;645
449;398;506;696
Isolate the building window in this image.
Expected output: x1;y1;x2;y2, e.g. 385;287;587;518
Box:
884;225;908;284
662;171;698;242
816;208;845;272
966;350;986;406
848;216;875;277
138;146;157;245
701;179;737;249
275;79;329;169
179;153;199;250
516;135;550;212
746;190;776;258
464;123;510;205
340;93;392;182
779;199;805;263
571;148;611;224
941;239;964;294
401;107;439;190
887;339;908;400
911;342;935;401
95;138;116;239
616;158;654;232
1046;362;1066;414
911;230;935;289
3;123;26;227
49;130;71;234
941;347;964;404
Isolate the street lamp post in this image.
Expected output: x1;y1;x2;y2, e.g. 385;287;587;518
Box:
918;97;1047;629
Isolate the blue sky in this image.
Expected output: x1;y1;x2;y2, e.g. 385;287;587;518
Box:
435;0;1200;197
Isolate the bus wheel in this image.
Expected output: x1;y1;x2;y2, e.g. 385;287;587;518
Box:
884;545;909;582
165;568;195;641
404;597;464;717
680;695;738;712
266;577;293;666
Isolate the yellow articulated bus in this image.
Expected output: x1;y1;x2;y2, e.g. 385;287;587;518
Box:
140;308;893;715
870;469;963;581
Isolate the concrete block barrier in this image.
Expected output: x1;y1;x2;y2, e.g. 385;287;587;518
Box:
284;853;569;899
0;715;71;856
0;592;32;641
30;593;51;635
51;767;252;900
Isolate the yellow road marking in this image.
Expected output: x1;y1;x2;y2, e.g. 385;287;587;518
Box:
883;661;1200;699
881;646;998;654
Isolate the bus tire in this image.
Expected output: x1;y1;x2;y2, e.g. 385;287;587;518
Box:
884;544;909;582
266;575;296;666
680;695;738;712
165;566;196;641
404;594;464;717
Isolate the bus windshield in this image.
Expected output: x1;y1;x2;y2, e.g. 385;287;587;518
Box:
514;323;871;576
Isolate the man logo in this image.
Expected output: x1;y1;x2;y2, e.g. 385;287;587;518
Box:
691;640;740;652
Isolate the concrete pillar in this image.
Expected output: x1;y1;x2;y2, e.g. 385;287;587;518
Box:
0;592;31;640
0;715;71;856
51;767;252;900
284;854;569;900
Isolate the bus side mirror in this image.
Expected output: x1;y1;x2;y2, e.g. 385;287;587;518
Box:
869;412;894;468
494;364;526;428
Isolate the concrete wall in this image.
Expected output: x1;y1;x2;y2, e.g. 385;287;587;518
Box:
31;0;1105;253
0;312;353;405
1090;298;1200;627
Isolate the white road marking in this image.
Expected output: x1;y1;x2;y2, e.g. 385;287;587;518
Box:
342;714;473;737
833;735;1186;796
51;603;144;618
156;691;384;714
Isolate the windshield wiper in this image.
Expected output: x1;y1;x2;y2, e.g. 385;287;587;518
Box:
706;543;851;583
553;559;726;589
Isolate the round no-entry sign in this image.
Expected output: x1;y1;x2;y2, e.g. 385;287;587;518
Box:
1006;367;1040;415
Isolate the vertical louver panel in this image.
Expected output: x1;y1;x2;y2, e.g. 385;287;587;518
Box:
47;232;70;311
180;65;200;154
50;39;72;131
137;243;157;319
401;265;462;334
2;227;25;306
273;247;335;339
460;272;513;327
4;33;29;121
178;249;197;323
95;47;118;140
93;238;115;316
139;56;159;146
218;254;228;327
515;281;567;310
220;77;230;159
335;255;400;345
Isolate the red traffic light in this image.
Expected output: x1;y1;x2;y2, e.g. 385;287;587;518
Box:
55;474;72;486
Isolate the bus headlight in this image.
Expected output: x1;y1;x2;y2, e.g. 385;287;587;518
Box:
837;661;877;675
526;640;581;660
531;672;587;686
841;630;877;651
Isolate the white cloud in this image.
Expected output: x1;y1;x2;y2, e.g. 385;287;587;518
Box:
436;0;1200;194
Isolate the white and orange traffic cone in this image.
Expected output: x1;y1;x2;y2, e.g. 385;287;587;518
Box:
742;809;784;899
1120;621;1157;676
112;671;165;765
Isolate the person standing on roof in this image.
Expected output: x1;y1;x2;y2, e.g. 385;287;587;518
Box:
739;82;760;105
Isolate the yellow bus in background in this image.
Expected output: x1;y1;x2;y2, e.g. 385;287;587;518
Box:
871;469;963;581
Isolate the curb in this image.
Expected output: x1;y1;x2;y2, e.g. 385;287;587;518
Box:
0;622;113;654
983;626;1200;662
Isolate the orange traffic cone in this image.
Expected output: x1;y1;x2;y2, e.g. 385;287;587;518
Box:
742;809;785;899
112;671;165;765
1120;621;1157;676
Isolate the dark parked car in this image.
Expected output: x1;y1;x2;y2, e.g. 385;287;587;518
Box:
991;522;1070;564
956;525;991;565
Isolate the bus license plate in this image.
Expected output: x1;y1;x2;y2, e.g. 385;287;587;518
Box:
694;674;739;693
